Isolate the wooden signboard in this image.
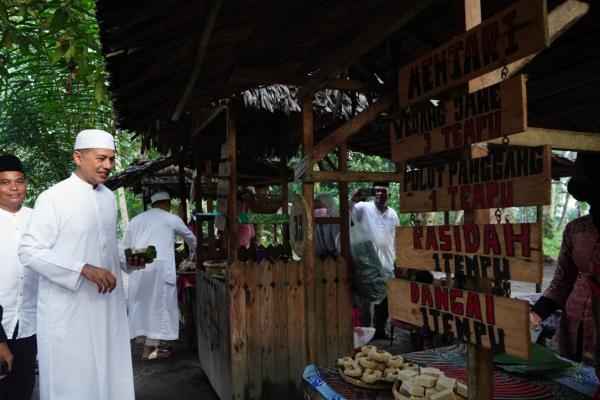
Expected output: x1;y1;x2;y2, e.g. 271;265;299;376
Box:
395;222;542;283
289;195;313;257
397;0;548;109
388;280;531;359
399;145;551;213
392;75;527;161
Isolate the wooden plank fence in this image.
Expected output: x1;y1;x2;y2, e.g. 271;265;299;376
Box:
196;257;353;399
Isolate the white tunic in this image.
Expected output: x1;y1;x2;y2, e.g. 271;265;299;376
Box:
18;174;135;400
0;206;37;339
350;201;400;272
121;207;196;340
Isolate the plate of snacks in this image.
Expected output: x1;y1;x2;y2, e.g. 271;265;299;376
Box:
336;345;406;390
391;365;468;399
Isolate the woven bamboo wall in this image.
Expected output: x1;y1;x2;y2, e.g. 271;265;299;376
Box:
197;257;353;399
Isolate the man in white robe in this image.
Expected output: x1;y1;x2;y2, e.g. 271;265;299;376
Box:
122;191;196;360
19;129;139;400
0;154;38;399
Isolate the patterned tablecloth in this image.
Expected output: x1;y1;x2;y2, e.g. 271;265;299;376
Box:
303;344;598;400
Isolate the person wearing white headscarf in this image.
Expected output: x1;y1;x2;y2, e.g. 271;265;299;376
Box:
314;193;340;258
19;129;137;400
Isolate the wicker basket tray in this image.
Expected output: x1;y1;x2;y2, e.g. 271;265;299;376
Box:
246;193;282;214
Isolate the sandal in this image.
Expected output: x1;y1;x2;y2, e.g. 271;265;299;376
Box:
158;342;170;350
142;346;171;360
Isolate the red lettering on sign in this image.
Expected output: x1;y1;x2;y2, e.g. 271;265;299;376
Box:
486;294;496;324
483;224;501;255
413;226;424;249
466;291;483;321
425;226;439;250
434;286;449;312
411;282;420;303
504;223;531;257
450;289;464;315
422;284;434;308
463;225;480;253
438;225;451;251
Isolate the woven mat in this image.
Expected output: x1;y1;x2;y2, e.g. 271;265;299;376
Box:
305;345;595;400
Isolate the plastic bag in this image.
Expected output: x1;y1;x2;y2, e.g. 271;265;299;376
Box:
349;219;393;302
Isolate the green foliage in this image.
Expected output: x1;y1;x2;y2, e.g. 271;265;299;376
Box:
0;0;142;212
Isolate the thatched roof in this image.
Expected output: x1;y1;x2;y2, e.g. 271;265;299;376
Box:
96;0;600;167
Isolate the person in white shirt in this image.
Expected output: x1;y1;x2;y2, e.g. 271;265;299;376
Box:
19;130;145;400
0;154;37;400
122;191;196;360
350;182;399;340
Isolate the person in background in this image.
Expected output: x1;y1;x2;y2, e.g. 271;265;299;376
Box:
0;154;37;399
530;152;600;366
1;305;14;381
350;182;400;340
314;193;340;258
19;129;144;400
122;191;197;360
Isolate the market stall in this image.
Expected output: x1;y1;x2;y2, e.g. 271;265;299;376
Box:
96;0;600;398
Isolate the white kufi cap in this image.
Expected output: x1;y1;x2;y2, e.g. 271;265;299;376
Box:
151;191;170;204
74;129;115;150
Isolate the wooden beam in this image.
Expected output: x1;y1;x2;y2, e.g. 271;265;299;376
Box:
232;67;384;93
298;0;434;100
305;171;402;183
470;0;589;90
488;127;600;151
309;93;392;164
172;0;222;121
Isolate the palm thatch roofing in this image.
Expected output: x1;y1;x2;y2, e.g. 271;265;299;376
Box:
96;0;600;172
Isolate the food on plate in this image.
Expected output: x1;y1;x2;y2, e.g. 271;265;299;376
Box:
397;368;419;382
361;345;377;354
358;357;378;369
343;362;363;378
455;382;468;398
336;356;355;369
360;368;383;383
371;349;392;363
400;380;425;397
420;366;443;377
124;245;157;261
387;355;404;368
414;373;437;388
403;362;419;372
435;375;457;392
430;388;456;399
383;367;400;382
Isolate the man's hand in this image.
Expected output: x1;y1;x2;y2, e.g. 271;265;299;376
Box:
529;311;542;327
351;189;368;203
0;342;13;378
127;256;150;270
81;264;117;294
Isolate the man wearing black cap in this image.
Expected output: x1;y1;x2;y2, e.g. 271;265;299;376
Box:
0;154;38;399
350;182;400;340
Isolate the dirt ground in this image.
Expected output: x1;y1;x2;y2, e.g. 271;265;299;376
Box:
31;331;219;400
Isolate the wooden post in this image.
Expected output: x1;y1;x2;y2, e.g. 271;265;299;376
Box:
462;2;494;399
280;121;290;250
302;97;317;365
536;205;543;293
227;106;238;263
339;143;350;263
